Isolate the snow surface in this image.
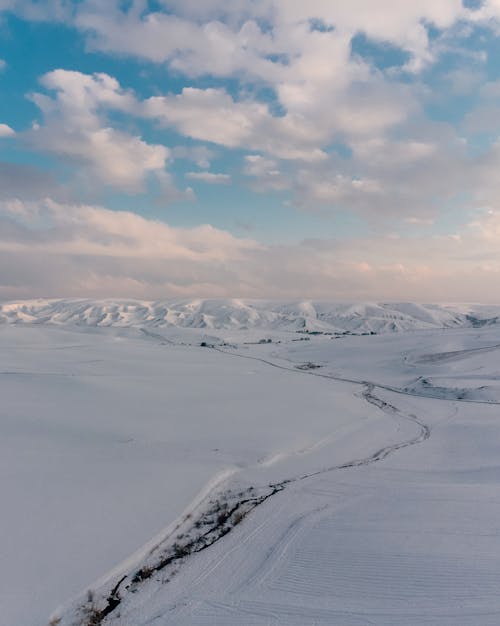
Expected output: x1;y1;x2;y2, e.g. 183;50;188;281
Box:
0;324;371;626
2;300;500;625
2;298;499;334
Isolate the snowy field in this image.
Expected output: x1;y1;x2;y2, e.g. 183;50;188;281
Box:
2;300;500;625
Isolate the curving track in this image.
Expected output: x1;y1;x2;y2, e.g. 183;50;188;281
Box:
71;342;435;625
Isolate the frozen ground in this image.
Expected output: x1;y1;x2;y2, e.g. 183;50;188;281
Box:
2;300;500;625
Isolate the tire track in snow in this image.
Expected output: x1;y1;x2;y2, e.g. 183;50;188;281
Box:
212;345;500;406
210;347;430;483
61;343;431;625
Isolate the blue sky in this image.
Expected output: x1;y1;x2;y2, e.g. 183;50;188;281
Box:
2;1;500;301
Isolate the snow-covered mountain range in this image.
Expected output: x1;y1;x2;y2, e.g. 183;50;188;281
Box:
1;298;499;334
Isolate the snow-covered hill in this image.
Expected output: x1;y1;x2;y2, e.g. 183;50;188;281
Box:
1;298;498;334
4;307;500;625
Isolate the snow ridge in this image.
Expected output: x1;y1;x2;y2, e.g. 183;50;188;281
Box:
0;299;498;334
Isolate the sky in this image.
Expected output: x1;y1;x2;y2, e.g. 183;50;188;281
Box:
2;1;500;301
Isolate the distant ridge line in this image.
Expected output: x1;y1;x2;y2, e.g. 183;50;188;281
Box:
1;299;499;334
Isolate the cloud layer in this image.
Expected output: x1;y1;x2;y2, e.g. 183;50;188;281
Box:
2;199;500;302
2;2;500;300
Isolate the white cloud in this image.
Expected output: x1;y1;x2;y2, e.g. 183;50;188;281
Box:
2;198;500;302
26;70;180;195
76;8;205;63
0;123;15;137
144;88;327;161
2;2;500;303
0;199;258;299
8;7;471;218
3;3;500;233
171;145;215;169
186;171;231;184
244;155;289;191
74;2;423;153
62;1;433;186
468;0;500;23
18;65;500;223
75;1;466;75
405;217;435;226
0;0;69;21
0;59;6;71
238;121;477;220
0;199;256;260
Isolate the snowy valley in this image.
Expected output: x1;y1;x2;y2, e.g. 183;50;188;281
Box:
2;300;500;625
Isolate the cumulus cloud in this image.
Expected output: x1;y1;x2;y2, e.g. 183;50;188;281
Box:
75;1;466;74
144;88;327;162
241;121;478;220
26;70;187;197
77;2;421;148
0;123;15;137
186;171;231;184
4;5;488;219
2;1;500;303
0;0;73;21
468;0;500;23
171;145;215;169
244;155;289;192
18;65;430;218
48;6;455;219
62;2;436;193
